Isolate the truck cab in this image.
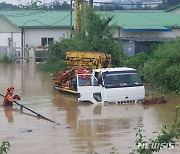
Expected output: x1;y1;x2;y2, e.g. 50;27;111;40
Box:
77;67;145;104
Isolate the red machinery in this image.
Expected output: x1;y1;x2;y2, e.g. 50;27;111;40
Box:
53;51;111;94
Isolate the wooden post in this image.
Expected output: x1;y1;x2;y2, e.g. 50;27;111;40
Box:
20;105;23;111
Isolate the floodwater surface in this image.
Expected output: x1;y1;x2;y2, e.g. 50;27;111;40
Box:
0;64;179;154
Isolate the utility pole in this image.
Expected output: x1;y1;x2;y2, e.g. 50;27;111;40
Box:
70;0;73;36
75;0;80;32
75;0;87;32
81;0;87;31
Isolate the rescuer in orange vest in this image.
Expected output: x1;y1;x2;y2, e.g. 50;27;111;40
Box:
3;86;20;106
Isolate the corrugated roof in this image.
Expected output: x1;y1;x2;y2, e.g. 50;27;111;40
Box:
100;11;180;30
0;10;180;31
0;10;72;29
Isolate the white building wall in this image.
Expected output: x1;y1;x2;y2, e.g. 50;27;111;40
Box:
0;17;21;33
114;28;180;38
1;28;179;49
0;33;21;47
24;29;71;47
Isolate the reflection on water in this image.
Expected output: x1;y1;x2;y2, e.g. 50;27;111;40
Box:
3;106;14;123
0;64;179;154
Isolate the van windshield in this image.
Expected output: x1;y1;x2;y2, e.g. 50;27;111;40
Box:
103;71;143;88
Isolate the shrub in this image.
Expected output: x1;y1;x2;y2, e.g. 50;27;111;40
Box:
0;141;10;154
0;53;12;63
142;38;180;92
130;106;180;154
120;52;150;74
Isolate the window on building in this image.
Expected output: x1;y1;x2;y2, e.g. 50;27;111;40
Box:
41;37;54;46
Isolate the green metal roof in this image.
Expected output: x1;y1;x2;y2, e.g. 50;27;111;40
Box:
0;10;72;29
0;10;180;31
100;11;180;31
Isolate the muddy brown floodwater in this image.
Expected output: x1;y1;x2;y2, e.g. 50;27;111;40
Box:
0;64;179;154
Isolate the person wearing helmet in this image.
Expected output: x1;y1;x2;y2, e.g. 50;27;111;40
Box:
3;86;20;106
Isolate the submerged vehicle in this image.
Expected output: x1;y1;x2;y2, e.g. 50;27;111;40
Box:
77;67;145;104
53;52;145;104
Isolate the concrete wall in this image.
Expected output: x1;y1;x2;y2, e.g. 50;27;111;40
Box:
24;29;71;47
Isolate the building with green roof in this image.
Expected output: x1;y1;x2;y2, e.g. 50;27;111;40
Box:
0;9;180;58
0;10;72;47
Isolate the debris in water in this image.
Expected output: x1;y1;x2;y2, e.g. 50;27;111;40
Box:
142;97;166;105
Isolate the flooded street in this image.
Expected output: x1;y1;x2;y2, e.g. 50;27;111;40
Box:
0;64;179;154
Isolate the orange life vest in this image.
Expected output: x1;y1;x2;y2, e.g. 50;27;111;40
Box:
3;92;14;106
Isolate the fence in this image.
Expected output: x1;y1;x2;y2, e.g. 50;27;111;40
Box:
0;46;21;61
0;46;47;63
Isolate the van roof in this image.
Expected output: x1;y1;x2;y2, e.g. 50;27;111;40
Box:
93;67;136;73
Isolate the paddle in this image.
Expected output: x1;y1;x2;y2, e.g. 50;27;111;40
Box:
0;93;60;125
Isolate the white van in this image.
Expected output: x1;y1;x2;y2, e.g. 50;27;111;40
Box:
77;67;145;104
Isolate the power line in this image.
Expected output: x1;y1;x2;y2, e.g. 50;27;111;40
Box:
0;10;70;17
21;12;71;27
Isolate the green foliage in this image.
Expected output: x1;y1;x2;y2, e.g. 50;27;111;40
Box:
120;52;150;74
0;2;18;10
130;125;153;154
40;42;67;74
142;38;180;93
0;53;12;63
18;0;47;10
109;146;119;154
83;8;123;66
51;1;71;10
130;106;180;154
0;141;10;154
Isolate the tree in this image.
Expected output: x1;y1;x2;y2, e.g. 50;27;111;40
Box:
0;2;17;9
142;38;180;93
18;0;47;10
82;7;122;65
51;1;71;10
42;7;123;73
